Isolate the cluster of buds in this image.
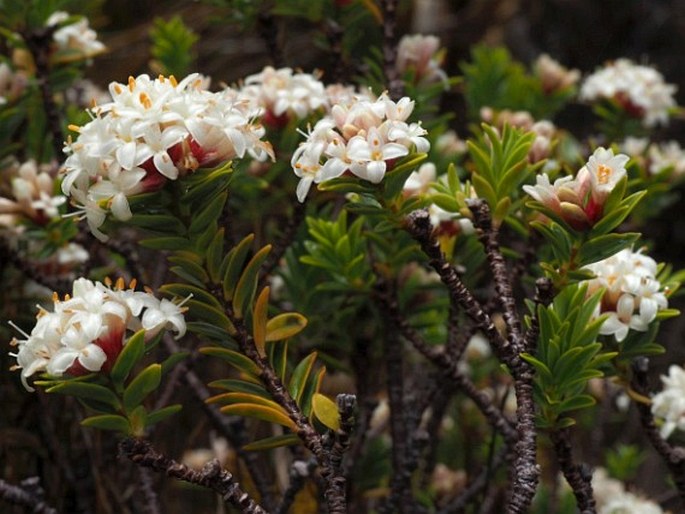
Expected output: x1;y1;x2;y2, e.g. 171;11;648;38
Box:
291;93;429;202
533;53;580;94
651;364;685;439
46;11;106;62
523;147;629;230
61;73;273;240
395;34;447;85
583;248;668;342
0;158;65;227
240;66;328;128
580;59;677;128
9;278;188;391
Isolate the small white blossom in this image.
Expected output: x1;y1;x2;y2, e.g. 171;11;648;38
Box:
46;11;106;60
9;278;188;390
648;140;685;176
651;364;685;439
583;248;668;342
593;468;664;514
580;59;677;127
534;54;580;93
396;34;447;85
62;74;273;240
291;93;429;201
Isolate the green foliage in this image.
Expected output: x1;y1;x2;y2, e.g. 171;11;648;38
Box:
467;123;536;224
521;284;616;429
605;444;645;481
149;15;198;77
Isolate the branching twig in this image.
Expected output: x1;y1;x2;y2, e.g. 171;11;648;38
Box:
631;358;685;506
550;428;596;514
120;438;268;514
0;477;58;514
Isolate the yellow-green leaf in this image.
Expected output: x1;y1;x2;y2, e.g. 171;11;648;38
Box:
220;403;296;431
265;312;308;342
200;347;260;376
288;352;317;404
242;434;300;451
312;393;340;431
222;234;255;300
81;414;130;433
233;245;272;319
252;287;270;357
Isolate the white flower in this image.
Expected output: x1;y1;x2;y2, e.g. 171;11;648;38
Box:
580;59;677;127
648;140;685;176
62;74;273;239
534;54;580;93
593;468;664;514
396;34;447;85
47;11;106;60
651;365;685;439
241;66;328;123
291;93;429;201
583;248;668;342
583;147;629;203
9;278;188;390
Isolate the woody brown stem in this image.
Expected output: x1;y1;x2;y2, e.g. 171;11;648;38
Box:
379;0;404;100
550;428;596;514
0;477;57;514
120;438;268;513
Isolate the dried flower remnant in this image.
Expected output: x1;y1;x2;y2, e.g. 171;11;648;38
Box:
46;11;106;62
291;93;429;202
580;59;677;128
523;147;629;230
582;248;668;342
651;365;685;439
61;73;273;240
8;277;188;391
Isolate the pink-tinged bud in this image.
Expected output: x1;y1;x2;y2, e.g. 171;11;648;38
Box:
262;109;291;129
560;201;591;230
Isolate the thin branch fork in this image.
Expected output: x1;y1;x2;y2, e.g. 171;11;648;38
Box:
405;208;540;514
550;428;596;514
631;358;685;507
120;438;268;514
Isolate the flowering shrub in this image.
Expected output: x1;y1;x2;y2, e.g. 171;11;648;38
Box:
2;3;685;514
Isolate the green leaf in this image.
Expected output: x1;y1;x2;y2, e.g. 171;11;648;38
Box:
312;393;340;431
146;404;182;426
242;434;300;451
577;233;640;267
189;191;227;235
200;347;261;376
159;283;222;310
140;236;192;251
206;228;225;283
110;329;147;391
557;394;596;413
233;245;272;319
220;403;297;431
168;256;210;284
222;234;255;300
252;287;270;357
208;379;269;398
265;312;308;342
186;300;235;334
160;352;189;375
288;352;318;404
47;381;121;410
81;414;130;433
123;364;162;413
129;214;186;235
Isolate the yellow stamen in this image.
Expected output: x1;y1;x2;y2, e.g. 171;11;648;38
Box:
129;278;137;289
128;76;136;91
139;92;152;109
68;124;81;133
52;291;59;302
115;277;125;290
104;276;112;287
169;75;178;87
597;164;612;185
113;84;122;95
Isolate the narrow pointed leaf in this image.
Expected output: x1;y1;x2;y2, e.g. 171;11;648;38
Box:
146;404;182;426
200;347;260;376
81;414;130;433
253;287;270;357
288;352;318;403
242;434;301;451
220;403;297;431
123;364;162;413
110;329;146;390
266;312;308;342
233;245;272;319
223;234;255;299
47;381;121;410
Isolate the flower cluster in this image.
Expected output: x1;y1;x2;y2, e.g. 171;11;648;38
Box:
46;11;106;61
651;364;685;438
240;66;328;127
533;53;580;94
9;278;188;391
523;147;629;230
61;73;273;240
291;93;429;202
580;59;677;127
592;468;664;514
396;34;447;85
0;158;65;227
582;248;668;342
